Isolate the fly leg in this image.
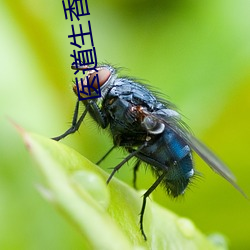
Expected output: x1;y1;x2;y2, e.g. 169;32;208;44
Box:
107;144;146;184
140;172;166;240
133;160;141;189
52;99;107;141
52;100;88;141
96;145;116;165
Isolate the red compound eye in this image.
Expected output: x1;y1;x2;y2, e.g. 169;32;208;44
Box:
72;66;111;97
87;67;111;88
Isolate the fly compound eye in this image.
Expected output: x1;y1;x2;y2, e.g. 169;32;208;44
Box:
72;67;112;97
86;67;111;88
142;116;165;134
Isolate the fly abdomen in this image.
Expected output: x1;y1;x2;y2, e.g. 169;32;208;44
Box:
162;129;194;196
164;153;193;197
165;129;191;161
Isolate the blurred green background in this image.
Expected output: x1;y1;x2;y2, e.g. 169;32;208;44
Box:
0;0;250;249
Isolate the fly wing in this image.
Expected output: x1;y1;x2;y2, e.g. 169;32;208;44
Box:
150;109;247;198
169;122;247;198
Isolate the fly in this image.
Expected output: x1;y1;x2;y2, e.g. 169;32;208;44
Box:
52;64;247;240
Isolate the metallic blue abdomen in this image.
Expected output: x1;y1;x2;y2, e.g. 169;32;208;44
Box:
136;128;194;197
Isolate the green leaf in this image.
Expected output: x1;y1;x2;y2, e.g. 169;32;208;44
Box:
19;127;226;250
